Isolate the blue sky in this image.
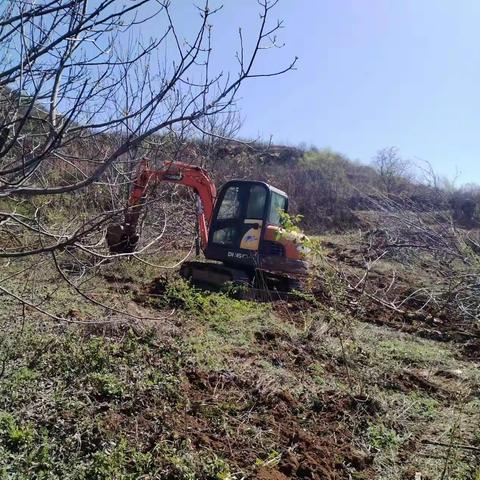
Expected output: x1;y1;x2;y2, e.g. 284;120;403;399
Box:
139;0;480;185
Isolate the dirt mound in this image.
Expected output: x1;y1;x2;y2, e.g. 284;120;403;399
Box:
256;466;289;480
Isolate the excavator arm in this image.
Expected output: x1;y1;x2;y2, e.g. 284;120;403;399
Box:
106;159;217;254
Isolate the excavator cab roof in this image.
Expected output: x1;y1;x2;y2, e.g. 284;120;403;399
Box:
218;179;288;204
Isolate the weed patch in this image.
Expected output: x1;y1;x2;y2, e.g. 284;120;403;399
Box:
377;337;453;365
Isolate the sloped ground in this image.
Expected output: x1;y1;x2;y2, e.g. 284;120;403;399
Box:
0;238;479;479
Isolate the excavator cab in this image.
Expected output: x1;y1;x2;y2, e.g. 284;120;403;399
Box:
205;180;307;276
207;181;276;256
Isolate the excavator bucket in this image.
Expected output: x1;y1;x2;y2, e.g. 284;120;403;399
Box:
106;223;138;254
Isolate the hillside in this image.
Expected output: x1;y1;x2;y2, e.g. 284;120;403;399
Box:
182;141;480;233
2;118;480;478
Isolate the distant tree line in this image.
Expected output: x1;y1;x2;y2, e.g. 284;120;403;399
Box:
196;142;480;232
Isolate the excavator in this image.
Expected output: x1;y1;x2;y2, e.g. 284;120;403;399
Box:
106;159;309;292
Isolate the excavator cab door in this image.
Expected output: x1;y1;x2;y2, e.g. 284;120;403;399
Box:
205;181;286;266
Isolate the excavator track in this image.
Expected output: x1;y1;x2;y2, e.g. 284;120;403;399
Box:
179;261;250;289
179;260;303;301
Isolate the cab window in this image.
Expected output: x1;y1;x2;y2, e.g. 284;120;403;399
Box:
268;192;287;226
212;227;238;245
216;185;241;220
246;185;267;219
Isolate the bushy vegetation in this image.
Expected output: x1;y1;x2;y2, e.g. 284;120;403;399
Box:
195;140;480;232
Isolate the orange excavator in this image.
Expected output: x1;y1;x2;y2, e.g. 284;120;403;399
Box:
106;160;309;292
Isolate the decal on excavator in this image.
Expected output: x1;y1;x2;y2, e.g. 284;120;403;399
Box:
240;220;263;250
228;251;250;259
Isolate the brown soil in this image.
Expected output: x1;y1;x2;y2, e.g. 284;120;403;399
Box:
170;367;376;479
255;466;290;480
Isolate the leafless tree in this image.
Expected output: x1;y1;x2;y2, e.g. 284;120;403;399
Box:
0;0;296;320
372;147;410;195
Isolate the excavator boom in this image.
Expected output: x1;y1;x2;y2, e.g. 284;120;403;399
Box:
107;160;216;253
